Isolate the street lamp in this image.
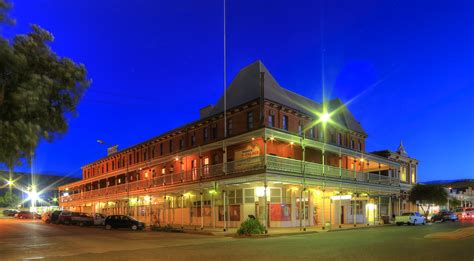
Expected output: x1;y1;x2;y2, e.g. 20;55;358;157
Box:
320;112;330;123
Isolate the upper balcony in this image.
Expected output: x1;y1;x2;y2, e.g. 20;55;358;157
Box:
60;151;400;204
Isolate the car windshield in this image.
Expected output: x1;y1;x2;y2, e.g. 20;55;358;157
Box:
127;216;138;222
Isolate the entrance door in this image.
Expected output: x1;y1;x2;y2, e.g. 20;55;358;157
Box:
341;206;345;224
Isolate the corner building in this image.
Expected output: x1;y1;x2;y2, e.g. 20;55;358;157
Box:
59;61;419;229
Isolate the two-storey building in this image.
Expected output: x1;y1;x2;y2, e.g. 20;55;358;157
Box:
59;61;418;230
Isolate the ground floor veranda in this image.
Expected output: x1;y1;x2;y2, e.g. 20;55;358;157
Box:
61;175;416;230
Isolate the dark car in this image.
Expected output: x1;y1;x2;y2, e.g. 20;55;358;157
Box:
431;211;458;222
2;209;19;216
104;215;145;230
50;210;62;224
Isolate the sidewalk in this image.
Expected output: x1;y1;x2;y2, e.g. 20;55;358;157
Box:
174;223;393;237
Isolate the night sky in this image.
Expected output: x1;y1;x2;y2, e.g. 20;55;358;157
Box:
2;0;473;181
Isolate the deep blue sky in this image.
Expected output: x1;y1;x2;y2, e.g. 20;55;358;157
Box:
2;0;473;181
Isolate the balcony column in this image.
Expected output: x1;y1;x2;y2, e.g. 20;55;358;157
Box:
378;195;381;225
378;164;381;183
388;166;392;185
163;195;167;225
338;150;342;178
223;190;227;231
181;193;184;229
200;192;204;230
222;141;227;175
353;191;357;227
180;159;184;182
264;139;268;169
322;145;326;176
388;195;392;223
321;188;325;230
264;183;268;234
398;195;401;216
353;159;357;180
199;146;203;179
211;191;216;229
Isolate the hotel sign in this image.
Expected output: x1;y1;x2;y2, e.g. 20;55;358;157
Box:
235;144;261;160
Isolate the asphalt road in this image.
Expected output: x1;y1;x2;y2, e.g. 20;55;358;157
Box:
0;217;473;261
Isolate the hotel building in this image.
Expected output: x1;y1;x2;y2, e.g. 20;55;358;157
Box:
59;61;419;230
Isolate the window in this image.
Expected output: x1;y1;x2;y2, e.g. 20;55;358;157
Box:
219;205;241;221
244;189;255;203
337;133;342;145
112;161;115;170
151;147;155;158
179;139;184;150
228;189;243;204
350;139;355;149
247;112;254;130
169;140;173;153
282;115;288;131
106;163;109;172
270;188;281;203
298;124;303;135
268;114;274;128
136;152;139;163
359;142;362;151
143;151;147;161
212;154;219;165
191;159;198;180
319;129;323;141
211;124;218;139
411;166;416;183
169;165;174;174
191;133;196;146
203;157;209;176
309;127;315;138
203;127;209;142
400;166;407;182
160;143;164;155
129;154;132;165
227;118;233;136
161;167;166;175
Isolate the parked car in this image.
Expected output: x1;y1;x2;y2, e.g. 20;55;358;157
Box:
430;211;458;222
2;209;19;216
16;211;40;219
104;215;145;230
93;213;106;226
57;211;75;225
71;213;94;227
50;210;62;224
455;207;474;220
395;212;426;226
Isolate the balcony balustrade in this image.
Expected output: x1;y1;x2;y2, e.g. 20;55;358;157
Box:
60;155;399;203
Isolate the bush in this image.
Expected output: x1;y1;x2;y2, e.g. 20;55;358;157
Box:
151;224;183;233
237;218;265;235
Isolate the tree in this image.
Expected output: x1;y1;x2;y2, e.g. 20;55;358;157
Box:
0;190;20;207
0;0;90;169
409;184;448;217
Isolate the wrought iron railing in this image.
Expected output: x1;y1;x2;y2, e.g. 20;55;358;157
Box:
61;155;398;203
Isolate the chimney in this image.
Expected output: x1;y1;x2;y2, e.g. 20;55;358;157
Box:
200;105;214;119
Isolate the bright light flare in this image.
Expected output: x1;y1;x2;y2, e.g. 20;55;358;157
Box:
320;112;330;123
27;190;40;202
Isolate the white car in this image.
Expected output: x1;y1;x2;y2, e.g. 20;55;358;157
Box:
93;213;106;226
395;212;426;226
